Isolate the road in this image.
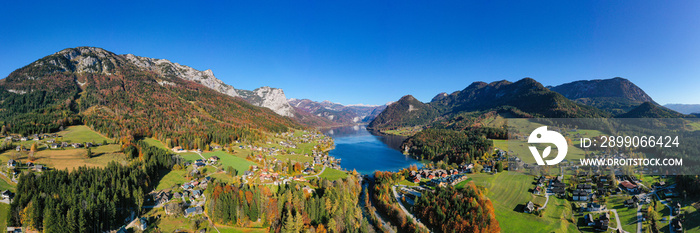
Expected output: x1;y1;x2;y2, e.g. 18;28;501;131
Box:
538;192;550;211
609;209;622;232
304;166;326;179
391;186;430;232
589;209;622;232
204;211;221;233
654;190;675;232
361;177;395;233
637;204;643;233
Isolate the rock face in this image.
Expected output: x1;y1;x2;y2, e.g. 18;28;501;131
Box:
33;47;240;98
238;87;295;117
124;54;238;97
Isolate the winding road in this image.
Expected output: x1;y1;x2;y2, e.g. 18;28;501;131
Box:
392;185;430;232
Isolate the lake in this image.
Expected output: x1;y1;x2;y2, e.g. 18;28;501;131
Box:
322;125;422;175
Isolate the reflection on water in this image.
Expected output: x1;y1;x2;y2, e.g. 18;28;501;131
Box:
322;125;421;175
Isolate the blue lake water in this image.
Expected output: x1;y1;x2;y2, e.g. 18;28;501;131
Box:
322;125;422;175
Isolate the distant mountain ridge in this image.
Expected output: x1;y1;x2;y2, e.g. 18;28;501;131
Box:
369;78;607;130
618;102;687;118
549;77;655;115
664;104;700;115
289;98;387;125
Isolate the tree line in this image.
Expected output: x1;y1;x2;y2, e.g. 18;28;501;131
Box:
208;176;370;233
414;183;500;233
7;140;174;232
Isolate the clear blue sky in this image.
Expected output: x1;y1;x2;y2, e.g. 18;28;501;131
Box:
1;1;699;105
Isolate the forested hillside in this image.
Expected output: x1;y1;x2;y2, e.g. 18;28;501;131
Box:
8;141;172;232
209;176;369;232
0;47;301;149
414;183;500;233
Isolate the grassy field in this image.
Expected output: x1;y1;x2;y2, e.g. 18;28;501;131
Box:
608;195;640;233
493;138;588;165
0;203;8;231
180;152;204;162
202;151;256;173
141;137;169;150
154;169;188;191
276;154;313;163
58;125;110;143
318;168;348;180
0;144;128;171
209;172;238;184
0;174;15;191
680;203;700;232
0;126;126;171
382;126;423;137
469;171;578;233
215;224;269;233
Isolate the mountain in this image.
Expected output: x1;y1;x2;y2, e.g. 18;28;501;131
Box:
289;99;387;125
369;78;608;131
238;87;295;117
0;47;299;145
367;95;438;129
430;92;449;102
664;104;700;115
549;77;655;115
618;102;686;118
124;54;239;97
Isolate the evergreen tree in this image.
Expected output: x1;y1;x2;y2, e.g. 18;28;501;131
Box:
283;209;296;232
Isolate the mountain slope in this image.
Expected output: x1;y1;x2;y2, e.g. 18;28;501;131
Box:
368;95;438;129
124;54;239;97
549;77;655;114
433;78;605;117
0;47;299;146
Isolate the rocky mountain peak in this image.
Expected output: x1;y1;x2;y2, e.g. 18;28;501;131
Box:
123;53;238;97
238;87;295;117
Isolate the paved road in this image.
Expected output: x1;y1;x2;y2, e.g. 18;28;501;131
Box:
609;209;622;232
392;186;430;232
538;192;551;211
589;209;623;232
637;204;643;233
654;191;675;232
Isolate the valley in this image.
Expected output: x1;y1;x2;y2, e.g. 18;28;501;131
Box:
0;47;699;233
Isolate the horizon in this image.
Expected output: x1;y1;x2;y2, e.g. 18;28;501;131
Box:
2;1;699;105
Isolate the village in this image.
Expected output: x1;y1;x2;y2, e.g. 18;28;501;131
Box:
519;169;686;233
0;126;351;233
